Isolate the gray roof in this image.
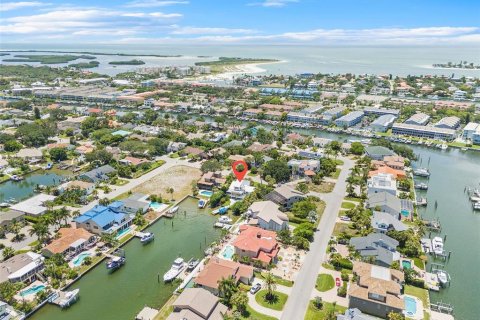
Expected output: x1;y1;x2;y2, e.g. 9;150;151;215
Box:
371;114;397;127
371;211;407;232
364;146;395;158
0;210;25;223
337;308;380;320
267;185;305;202
80;165;116;183
170;288;228;320
367;191;401;214
350;233;400;266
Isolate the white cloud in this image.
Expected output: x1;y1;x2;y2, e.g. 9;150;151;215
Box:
124;0;189;8
170;26;257;35
248;0;298;7
122;12;182;18
0;1;48;11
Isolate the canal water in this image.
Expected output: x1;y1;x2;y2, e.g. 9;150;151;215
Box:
32;196;221;320
0;170;68;203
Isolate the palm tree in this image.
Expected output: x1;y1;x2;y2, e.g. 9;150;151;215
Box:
57;207;71;226
263;272;277;301
167;187;174;201
217;277;238;306
29;221;50;245
92;189;99;200
99;198;111;206
8;219;23;242
100;232;118;247
230;291;248;314
2;246;15;260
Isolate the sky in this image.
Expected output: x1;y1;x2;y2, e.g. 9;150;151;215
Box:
1;0;479;45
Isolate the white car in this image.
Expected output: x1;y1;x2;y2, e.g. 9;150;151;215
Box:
250;283;261;294
340;216;351;221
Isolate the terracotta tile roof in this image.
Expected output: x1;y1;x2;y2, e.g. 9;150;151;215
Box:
368;166;406;180
233;226;279;263
195;259;253;290
43;228;95;255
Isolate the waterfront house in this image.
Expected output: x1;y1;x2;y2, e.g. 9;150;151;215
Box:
371;211;407;234
227;179;255;200
364;146;395;161
348;262;404;318
337;308;379;320
74;202;133;235
75;144;95;155
42;227;96;258
194;258;254;295
167;288;228;320
286;132;305;144
0;301;25;320
10;194;56;217
79;165;116;184
368;166;406;180
367;192;412;219
58;180;95;195
367;173;397;196
312;137;332;148
0;252;44;284
462;122;480;140
349;233;400;267
197;172;226;191
247;201;289;231
382;155;406;171
121;193;150;214
266;185;305;210
298;148;324;159
15;148;43;162
233;225;280;266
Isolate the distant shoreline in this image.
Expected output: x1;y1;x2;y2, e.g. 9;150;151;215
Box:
0;49;182;58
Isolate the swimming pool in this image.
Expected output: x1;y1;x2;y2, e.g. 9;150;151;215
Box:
199;190;213;197
404;296;417;317
116;226;133;239
402;260;412;269
72;252;92;267
150;202;162;210
20;284;46;297
221;245;235;260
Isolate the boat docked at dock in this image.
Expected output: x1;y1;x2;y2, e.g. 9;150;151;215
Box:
416;197;428;206
0;202;10;208
186;258;199;271
167;206;179;214
140;232;154;244
198;199;207;208
473;202;480;210
163;257;185;282
49;289;80;308
414;182;428;190
435;270;451;287
413;168;430;177
432;237;444;255
218;216;232;224
10;175;24;181
106;256;126;272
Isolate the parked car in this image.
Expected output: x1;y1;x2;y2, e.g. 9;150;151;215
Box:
336;277;341;287
250;283;261;294
340;216;351;221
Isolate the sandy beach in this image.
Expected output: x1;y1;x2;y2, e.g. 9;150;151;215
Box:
199;60;287;80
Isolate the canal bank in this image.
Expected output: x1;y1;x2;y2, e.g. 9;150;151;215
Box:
31;196;221;320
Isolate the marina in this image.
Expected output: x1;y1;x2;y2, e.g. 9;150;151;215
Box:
31;196;221;320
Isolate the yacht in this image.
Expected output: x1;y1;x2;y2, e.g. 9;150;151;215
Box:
163;257;185;282
473;202;480;211
198;199;207;208
168;206;179;214
413;168;430;177
140;232;154;244
414;183;428;190
432;237;444;255
0;202;10;208
436;270;450;287
440;144;448;150
106;256;126;271
218;216;232;224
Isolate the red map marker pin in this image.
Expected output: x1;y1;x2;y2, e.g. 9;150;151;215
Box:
232;160;248;182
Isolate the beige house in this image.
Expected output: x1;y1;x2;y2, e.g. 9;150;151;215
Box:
16;148;43;161
247;200;289;231
167;288;228;320
348;262;404;318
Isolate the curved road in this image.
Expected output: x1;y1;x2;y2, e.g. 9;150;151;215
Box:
281;157;355;320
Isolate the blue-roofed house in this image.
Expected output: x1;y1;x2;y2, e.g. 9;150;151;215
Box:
74;202;132;235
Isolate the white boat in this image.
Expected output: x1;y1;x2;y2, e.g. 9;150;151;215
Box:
218;216;232;224
198;199;207;208
167;206;179;214
413;168;430;177
0;202;10;208
436;270;450;287
432;237;444;255
140;232;154;244
440;144;448;150
163;257;185;282
473;202;480;210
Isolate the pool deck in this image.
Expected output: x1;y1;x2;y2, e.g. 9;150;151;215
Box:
15;281;46;302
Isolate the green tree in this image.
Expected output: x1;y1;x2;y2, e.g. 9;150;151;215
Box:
350;142;365;155
262;159;291;183
231;291;248;314
34;107;41;119
3;140;22;152
2;246;15;260
201;159;223;173
50;147;68;162
388;312;405;320
263;272;277;300
292;200;316;219
218;277;238;306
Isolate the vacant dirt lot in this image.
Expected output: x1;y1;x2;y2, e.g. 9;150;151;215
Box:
133;165;202;201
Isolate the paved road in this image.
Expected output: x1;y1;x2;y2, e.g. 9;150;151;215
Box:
280;157;355;320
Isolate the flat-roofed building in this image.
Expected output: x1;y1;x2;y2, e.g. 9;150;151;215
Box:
404;113;430;126
287;112;324;124
371;114;397;132
335;111;365;128
10;194;56;217
392;123;456;140
434;116;461;130
363;107;400;117
463;122;480;140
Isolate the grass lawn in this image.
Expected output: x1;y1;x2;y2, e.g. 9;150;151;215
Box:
405;285;429;307
255;290;288;311
240;305;278;320
341;202;356;209
114;179;129;186
308;182;335;193
304;300;347;320
255;272;294;287
315;274;335;292
332;168;341;179
335;159;344;165
332;222;357;237
413;257;425;270
344;197;362;203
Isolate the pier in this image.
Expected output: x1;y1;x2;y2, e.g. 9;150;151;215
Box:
48;289;80;308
